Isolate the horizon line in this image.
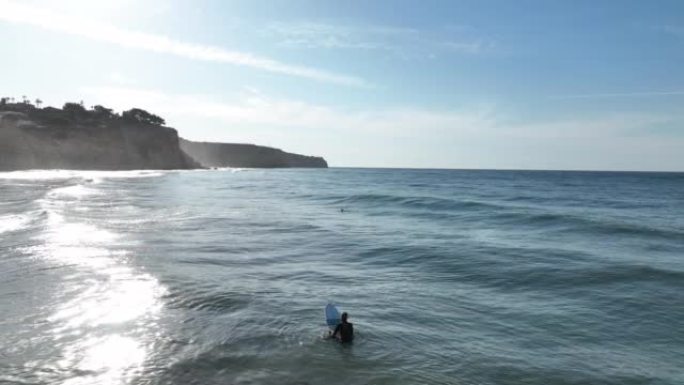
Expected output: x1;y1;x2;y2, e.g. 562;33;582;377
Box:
326;166;684;173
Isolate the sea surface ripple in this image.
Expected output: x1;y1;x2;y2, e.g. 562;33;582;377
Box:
1;168;683;385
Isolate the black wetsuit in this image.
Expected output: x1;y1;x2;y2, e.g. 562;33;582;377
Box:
332;321;354;343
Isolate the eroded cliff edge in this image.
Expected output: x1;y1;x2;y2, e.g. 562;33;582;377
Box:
0;103;198;171
0;101;328;171
179;139;328;168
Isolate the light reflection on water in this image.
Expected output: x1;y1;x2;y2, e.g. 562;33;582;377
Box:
0;169;165;181
5;169;683;385
31;177;164;385
58;335;147;385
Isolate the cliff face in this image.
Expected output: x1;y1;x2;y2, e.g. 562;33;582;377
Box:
0;107;199;171
179;139;328;168
0;102;328;171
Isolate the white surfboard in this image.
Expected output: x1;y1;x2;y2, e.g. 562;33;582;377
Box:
325;303;341;330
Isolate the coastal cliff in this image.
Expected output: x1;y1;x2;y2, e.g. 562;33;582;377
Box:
0;102;198;171
179;139;328;168
0;100;328;171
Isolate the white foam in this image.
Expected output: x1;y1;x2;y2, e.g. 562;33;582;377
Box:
0;214;32;234
0;169;167;181
47;184;101;198
177;167;248;173
11;175;166;385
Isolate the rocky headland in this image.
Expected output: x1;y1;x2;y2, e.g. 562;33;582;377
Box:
0;99;327;171
180;139;328;168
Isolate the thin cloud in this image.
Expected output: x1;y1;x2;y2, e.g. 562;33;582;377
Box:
77;86;683;170
550;91;684;99
79;86;496;138
507;114;676;139
266;21;491;57
660;25;684;38
0;0;368;87
80;86;673;141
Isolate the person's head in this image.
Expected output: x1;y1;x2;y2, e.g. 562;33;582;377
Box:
341;312;348;323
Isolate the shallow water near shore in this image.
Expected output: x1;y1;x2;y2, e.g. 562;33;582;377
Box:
1;168;683;384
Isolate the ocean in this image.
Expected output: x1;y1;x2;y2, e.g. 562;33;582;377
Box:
1;168;683;385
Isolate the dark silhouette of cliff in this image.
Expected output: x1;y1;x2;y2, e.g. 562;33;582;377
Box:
0;102;199;170
180;139;328;168
0;99;328;171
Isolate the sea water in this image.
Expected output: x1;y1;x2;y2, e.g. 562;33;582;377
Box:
1;168;683;385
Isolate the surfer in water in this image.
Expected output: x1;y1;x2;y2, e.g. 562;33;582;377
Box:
331;312;354;343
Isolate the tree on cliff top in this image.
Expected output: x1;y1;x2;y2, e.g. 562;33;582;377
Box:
91;105;116;119
122;108;165;126
63;102;87;116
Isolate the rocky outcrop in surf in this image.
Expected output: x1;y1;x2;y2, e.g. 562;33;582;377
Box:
179;139;328;168
0;101;199;171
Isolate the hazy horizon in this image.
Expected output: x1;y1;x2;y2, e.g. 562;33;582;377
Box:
2;0;683;171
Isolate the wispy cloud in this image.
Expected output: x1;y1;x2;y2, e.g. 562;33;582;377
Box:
80;86;677;142
80;86;496;137
660;25;684;38
0;0;367;87
77;85;683;169
550;90;684;99
506;114;676;139
265;21;493;57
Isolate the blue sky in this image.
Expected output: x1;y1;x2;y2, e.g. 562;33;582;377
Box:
1;0;683;170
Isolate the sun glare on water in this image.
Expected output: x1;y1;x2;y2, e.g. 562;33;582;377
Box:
22;172;166;384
